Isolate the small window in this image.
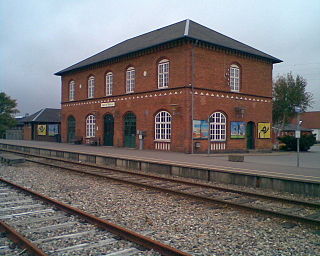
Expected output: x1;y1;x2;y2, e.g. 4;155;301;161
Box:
158;59;169;88
126;67;135;93
155;111;171;141
209;112;226;141
106;72;113;96
69;80;75;101
230;64;240;92
88;76;95;98
86;115;96;137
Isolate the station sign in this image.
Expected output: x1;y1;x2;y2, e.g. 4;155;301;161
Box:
101;102;115;108
294;106;302;113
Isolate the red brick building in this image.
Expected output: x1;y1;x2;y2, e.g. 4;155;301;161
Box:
55;20;281;153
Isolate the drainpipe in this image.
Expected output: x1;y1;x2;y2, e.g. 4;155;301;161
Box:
191;39;198;154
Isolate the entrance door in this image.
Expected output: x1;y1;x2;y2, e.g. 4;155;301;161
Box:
246;121;255;149
104;114;114;146
124;112;136;148
67;116;76;143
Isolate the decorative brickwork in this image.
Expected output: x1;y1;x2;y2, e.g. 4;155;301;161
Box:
57;21;280;153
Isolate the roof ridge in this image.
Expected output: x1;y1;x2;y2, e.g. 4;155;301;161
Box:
32;108;45;122
184;19;190;36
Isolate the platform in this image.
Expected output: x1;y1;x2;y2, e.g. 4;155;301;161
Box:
0;153;25;165
0;139;319;196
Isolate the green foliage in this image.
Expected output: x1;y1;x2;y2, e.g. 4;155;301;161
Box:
273;73;313;128
278;134;316;151
0;92;19;138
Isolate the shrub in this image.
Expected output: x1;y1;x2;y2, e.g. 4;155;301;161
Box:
278;134;316;151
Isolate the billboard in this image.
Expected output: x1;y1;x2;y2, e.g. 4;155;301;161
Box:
230;122;246;139
258;122;271;139
37;125;46;136
193;120;209;139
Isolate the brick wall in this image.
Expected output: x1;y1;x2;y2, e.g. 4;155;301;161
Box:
60;42;273;153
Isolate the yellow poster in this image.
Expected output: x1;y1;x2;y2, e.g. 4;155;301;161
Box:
258;123;271;139
37;125;47;135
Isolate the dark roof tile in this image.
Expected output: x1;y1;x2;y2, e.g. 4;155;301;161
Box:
55;19;282;76
24;108;61;123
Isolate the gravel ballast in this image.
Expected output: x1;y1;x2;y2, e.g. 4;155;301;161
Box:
1;162;319;256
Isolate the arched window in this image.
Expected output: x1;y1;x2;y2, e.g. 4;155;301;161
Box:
155;111;171;141
158;59;169;88
230;64;240;92
88;76;95;98
126;67;135;93
86;115;96;137
69;80;75;101
209;112;226;141
106;72;113;96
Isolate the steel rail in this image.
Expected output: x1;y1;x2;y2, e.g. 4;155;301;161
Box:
0;178;191;256
2;148;319;208
1;149;320;226
0;220;48;256
23;158;320;227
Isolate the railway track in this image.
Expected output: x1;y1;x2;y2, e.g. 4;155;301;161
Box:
0;178;190;256
1;150;320;227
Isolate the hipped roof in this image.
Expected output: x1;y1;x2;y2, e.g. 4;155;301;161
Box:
23;108;61;123
55;19;282;76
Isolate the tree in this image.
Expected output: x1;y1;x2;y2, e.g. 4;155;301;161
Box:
278;134;316;151
273;72;313;129
0;92;19;138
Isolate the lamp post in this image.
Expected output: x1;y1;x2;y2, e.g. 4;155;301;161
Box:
295;106;302;167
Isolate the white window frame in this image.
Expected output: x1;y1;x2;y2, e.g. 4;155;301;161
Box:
158;59;169;89
209;112;226;141
86;115;96;138
69;80;75;101
88;76;95;98
230;64;240;92
155;111;171;141
106;72;113;96
126;67;135;93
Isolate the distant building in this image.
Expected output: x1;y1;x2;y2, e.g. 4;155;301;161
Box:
23;108;61;142
291;111;320;142
279;124;313;137
55;19;281;153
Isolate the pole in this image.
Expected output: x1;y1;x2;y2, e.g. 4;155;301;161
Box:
207;117;210;155
297;112;300;167
191;41;196;154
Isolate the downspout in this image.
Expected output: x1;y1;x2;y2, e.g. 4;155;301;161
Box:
191;39;198;154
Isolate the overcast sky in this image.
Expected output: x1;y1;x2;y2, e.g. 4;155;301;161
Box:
1;0;319;116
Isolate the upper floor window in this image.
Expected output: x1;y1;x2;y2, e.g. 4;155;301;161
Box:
88;76;95;98
230;64;240;92
106;72;113;96
86;114;96;138
126;67;135;93
69;80;75;101
158;59;169;88
155;111;171;141
209;112;226;141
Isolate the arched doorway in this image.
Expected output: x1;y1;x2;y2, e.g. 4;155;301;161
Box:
124;112;136;148
246;121;255;149
104;114;114;146
67;116;76;143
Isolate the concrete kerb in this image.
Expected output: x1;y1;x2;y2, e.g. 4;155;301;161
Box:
0;142;319;196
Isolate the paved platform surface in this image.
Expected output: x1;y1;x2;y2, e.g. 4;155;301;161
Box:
1;139;319;182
